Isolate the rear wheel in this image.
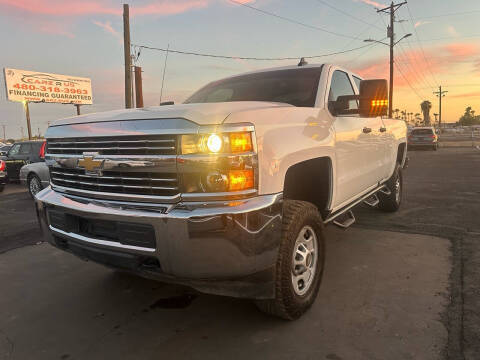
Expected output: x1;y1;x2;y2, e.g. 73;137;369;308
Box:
27;174;42;198
255;200;325;320
378;164;403;212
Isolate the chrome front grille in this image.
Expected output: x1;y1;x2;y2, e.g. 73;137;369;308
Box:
49;167;179;197
47;135;177;156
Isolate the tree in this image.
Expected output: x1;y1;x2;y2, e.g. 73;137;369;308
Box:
401;110;406;120
459;106;480;126
394;108;400;119
421;101;432;125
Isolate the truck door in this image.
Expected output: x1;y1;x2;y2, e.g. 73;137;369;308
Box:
329;70;382;208
351;74;389;183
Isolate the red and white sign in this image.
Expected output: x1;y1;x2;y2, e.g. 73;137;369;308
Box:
3;68;93;105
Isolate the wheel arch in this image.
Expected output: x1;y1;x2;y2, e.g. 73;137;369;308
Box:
397;142;407;166
283;157;333;219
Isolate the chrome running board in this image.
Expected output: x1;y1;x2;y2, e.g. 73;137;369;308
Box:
363;194;380;208
324;184;388;225
333;210;355;229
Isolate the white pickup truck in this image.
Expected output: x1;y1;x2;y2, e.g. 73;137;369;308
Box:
36;63;407;320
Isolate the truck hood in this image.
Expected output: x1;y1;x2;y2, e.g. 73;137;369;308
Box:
51;102;292;126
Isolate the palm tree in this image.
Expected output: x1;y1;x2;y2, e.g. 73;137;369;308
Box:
401;110;406;120
420;101;432;126
394;108;400;119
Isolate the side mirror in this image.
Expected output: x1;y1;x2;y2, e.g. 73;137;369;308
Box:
359;79;388;117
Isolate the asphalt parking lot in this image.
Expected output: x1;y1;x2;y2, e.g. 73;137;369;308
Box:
0;147;479;360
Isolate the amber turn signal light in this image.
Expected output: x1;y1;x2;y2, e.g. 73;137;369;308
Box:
230;132;252;153
228;169;254;191
371;99;388;107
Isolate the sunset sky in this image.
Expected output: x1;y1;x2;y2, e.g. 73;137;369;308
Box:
1;0;479;139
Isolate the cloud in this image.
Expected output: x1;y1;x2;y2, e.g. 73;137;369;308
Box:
352;42;480;88
0;0;211;38
445;43;477;57
0;0;209;17
38;22;74;38
92;20;122;43
414;21;431;28
353;0;387;8
447;25;459;37
449;91;480;99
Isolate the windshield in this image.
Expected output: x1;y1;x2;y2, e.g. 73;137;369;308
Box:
185;67;322;107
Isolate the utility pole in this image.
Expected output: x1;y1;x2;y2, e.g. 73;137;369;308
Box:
433;86;448;130
21;127;24;140
134;66;144;108
75;104;81;115
24;101;32;140
376;1;408;118
123;4;132;109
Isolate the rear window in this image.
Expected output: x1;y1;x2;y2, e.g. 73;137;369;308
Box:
411;129;434;135
185;68;322;107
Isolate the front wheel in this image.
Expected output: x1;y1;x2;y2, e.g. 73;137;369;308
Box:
255;200;325;320
378;164;403;212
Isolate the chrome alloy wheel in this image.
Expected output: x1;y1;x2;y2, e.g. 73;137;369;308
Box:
291;225;318;296
29;176;42;197
394;177;401;203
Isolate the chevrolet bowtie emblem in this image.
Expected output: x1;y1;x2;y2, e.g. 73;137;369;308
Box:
78;153;103;173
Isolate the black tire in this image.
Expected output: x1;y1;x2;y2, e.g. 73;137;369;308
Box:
378;163;403;212
255;200;325;320
27;174;42;198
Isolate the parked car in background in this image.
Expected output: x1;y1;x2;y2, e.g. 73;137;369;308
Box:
0;144;12;156
408;127;438;150
0;160;6;192
20;162;50;198
0;140;46;182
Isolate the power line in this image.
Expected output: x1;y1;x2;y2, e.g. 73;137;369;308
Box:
405;3;439;87
394;62;424;100
313;0;384;31
228;0;359;40
396;21;436;89
132;43;375;61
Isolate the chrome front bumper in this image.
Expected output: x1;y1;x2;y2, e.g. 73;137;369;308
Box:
35;187;283;299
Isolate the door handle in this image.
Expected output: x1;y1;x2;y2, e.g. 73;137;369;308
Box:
363;127;372;134
379;127;387;132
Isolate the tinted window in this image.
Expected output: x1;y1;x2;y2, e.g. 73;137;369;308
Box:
185;68;322;107
411;129;434;135
328;70;356;113
8;143;20;156
18;143;32;155
353;76;362;91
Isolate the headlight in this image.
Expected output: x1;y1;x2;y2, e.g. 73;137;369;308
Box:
179;129;257;194
180;132;253;154
206;134;223;153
